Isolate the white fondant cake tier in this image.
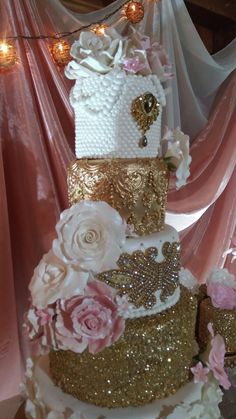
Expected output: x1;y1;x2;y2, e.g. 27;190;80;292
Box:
70;70;166;159
124;224;179;263
22;357;223;419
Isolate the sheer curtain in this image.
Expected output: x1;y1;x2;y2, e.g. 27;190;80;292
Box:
0;0;235;401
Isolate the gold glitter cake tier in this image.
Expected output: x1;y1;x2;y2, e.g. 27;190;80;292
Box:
50;288;197;408
67;158;169;235
198;297;236;354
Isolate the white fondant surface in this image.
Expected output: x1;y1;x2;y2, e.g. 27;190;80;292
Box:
124;224;179;263
23;356;223;419
70;70;166;159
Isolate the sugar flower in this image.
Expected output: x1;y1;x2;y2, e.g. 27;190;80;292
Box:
53;201;127;273
123;56;146;74
207;268;235;287
23;307;56;355
65;27;173;80
161;127;191;188
65;28;124;78
29;250;89;309
179;267;199;294
127;28;173;81
206;268;236;310
55;280;125;354
207;323;231;390
191;362;209;384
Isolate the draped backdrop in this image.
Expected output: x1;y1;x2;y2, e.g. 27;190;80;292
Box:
0;0;235;402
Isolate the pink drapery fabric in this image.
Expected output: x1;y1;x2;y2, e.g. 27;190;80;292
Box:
0;0;235;401
0;148;22;400
168;72;236;279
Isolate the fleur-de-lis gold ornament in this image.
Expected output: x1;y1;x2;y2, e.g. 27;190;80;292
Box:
97;244;180;309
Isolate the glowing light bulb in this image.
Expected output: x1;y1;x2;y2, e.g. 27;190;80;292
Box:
0;42;9;54
92;24;108;36
51;40;70;66
0;40;17;70
124;2;144;24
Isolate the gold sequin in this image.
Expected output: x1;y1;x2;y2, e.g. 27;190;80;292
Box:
198;297;236;354
67;158;169;236
50;288;197;408
97;244;180;309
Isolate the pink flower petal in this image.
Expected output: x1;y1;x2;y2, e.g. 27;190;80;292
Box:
190;362;209;384
54;281;125;354
207;282;236;310
207;323;231;390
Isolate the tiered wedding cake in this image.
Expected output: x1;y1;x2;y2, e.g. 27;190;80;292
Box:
22;28;232;419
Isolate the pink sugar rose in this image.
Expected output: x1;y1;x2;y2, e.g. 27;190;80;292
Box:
191;362;209;384
23;307;56;355
55;280;125;354
207;323;231;390
146;41;173;81
207;282;236;310
123;56;146;74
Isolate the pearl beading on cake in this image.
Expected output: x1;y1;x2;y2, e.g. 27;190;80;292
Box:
70;70;166;159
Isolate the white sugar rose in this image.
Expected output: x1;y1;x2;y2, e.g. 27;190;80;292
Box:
29;251;89;309
162;128;192;189
179;268;199;294
65;29;124;78
53;201;127;273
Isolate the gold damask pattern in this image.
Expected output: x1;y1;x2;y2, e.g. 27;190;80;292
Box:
67;158;169;235
97;243;180;309
50;288;198;408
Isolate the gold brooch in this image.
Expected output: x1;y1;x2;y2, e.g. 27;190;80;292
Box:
131;92;160;148
97;243;180;309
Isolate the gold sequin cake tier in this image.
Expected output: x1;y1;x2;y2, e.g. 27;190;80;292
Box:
50;287;197;408
198;297;236;354
67;158;169;236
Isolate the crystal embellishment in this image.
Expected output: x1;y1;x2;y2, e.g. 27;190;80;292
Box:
97;243;180;309
131;92;160;148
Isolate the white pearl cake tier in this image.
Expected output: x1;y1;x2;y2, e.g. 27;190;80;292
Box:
70;70;166;159
23;356;223;419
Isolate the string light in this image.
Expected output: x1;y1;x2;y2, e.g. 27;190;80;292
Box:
3;0;134;42
0;0;146;71
51;40;70;66
0;40;17;70
91;24;108;36
124;1;145;24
